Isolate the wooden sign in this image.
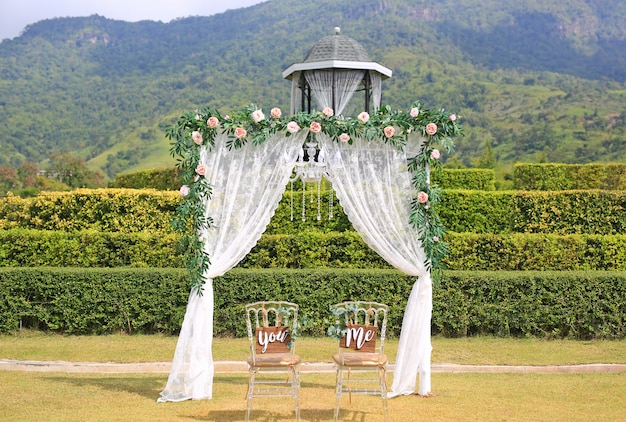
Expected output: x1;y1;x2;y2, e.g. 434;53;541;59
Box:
255;327;291;354
340;324;377;353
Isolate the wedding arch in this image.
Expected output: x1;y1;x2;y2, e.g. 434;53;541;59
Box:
157;28;462;403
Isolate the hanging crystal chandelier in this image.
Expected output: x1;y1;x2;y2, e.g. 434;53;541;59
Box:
289;140;333;221
290;141;329;184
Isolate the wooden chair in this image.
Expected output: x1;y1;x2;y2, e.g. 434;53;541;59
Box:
330;301;389;422
245;301;301;421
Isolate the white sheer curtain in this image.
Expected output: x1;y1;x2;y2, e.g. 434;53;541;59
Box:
319;134;433;397
305;70;364;115
158;131;306;402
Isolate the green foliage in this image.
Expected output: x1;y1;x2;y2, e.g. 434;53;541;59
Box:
108;168;182;191
444;233;626;271
514;163;626;190
434;271;626;339
438;190;513;233
0;189;179;232
511;190;626;235
0;229;182;267
2;229;625;272
432;168;496;191
2;267;624;339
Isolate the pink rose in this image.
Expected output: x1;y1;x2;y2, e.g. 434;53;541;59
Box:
179;185;190;196
207;116;219;128
433;236;439;242
270;107;282;118
410;107;419;118
323;107;334;117
384;126;395;138
430;149;441;160
195;164;207;176
357;111;370;123
191;130;203;145
252;109;265;123
234;127;247;139
449;114;457;121
310;121;321;133
417;191;429;204
339;133;350;143
287;121;300;134
426;123;438;135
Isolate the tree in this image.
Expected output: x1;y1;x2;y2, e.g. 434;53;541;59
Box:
0;165;18;194
47;152;105;188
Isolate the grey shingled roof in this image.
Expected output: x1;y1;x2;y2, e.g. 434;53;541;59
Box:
304;29;371;63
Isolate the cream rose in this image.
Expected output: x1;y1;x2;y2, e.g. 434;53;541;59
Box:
207;116;219;128
357;111;370;123
191;131;203;145
426;123;438;135
287;121;300;134
195;164;207;176
252;109;265;123
234;127;247;139
309;121;321;133
270;107;282;118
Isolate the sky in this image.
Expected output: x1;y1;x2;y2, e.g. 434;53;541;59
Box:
0;0;267;41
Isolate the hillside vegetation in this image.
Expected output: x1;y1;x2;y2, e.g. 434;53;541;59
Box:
0;0;625;180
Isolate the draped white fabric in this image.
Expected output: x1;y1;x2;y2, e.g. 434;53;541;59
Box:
319;134;433;397
304;70;364;115
158;131;305;402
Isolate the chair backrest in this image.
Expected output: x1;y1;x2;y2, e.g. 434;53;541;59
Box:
245;301;299;362
331;301;388;355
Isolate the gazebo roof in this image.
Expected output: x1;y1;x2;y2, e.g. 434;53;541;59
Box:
282;28;392;80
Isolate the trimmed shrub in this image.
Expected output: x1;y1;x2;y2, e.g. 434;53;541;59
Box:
108;168;182;191
514;163;626;191
432;168;496;191
1;268;624;339
511;190;626;235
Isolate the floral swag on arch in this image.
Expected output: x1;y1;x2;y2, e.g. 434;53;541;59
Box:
169;103;461;293
158;102;462;403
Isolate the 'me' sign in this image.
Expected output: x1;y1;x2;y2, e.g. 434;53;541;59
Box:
340;324;377;353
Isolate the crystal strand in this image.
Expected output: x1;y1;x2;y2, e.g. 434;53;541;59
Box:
290;181;294;221
329;187;334;220
301;182;306;222
317;181;321;221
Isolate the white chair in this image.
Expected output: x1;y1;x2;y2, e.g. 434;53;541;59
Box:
330;301;389;422
245;301;301;421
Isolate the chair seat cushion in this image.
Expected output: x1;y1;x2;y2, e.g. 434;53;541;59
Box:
333;352;387;367
248;353;301;367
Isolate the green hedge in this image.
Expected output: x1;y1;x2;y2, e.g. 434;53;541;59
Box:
2;229;626;271
1;268;624;339
432;168;496;191
108;168;182;191
108;167;496;192
511;190;626;235
2;188;626;235
0;189;179;233
514;163;626;191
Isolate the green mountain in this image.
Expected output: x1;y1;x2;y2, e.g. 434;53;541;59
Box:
1;0;625;180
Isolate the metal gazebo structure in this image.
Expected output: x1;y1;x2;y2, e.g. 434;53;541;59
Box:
282;27;392;116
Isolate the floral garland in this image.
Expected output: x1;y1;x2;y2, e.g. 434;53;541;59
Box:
166;103;462;293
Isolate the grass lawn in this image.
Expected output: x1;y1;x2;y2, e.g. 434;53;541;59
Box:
1;332;625;421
